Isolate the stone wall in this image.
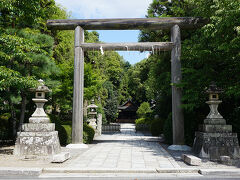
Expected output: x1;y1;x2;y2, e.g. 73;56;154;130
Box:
102;123;120;133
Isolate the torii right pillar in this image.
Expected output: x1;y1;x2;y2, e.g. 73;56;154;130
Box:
169;25;191;151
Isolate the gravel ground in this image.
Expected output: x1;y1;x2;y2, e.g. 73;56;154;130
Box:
160;142;240;169
0;145;90;168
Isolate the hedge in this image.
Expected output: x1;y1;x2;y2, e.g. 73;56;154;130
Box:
50;114;95;145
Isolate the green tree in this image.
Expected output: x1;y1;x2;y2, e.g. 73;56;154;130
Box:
103;81;118;123
137;102;152;118
138;0;240;144
0;28;56;136
0;0;58;30
0;0;134;140
127;59;150;105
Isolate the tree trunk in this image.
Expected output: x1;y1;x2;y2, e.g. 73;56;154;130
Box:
9;101;17;139
18;91;27;132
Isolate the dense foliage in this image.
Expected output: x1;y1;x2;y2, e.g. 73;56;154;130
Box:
136;0;240;144
0;0;130;143
1;0;239;147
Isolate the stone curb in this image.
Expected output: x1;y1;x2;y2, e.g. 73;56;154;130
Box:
156;168;199;173
199;169;240;175
43;168;200;174
0;167;42;176
43;167;156;174
44;168;240;175
2;167;240;176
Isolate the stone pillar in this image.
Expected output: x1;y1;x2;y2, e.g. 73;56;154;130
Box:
170;25;184;145
67;26;87;148
97;114;102;136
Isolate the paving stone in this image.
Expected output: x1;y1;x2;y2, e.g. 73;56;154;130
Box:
67;123;175;169
182;154;202;166
51;152;70;163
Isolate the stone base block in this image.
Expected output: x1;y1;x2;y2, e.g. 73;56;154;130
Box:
29;117;50;123
22;123;55;132
51;152;70;163
220;156;232;165
204;118;226;125
66;143;88;149
199;124;232;133
193;132;240;161
182;154;201;166
168;145;192;151
14;131;61;156
195;132;238;138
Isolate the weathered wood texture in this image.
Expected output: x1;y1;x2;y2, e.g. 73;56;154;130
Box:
72;26;84;144
171;25;185;145
79;42;174;51
47;17;208;30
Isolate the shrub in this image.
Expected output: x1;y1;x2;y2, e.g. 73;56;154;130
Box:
135;117;151;131
0;113;11;140
83;123;95;144
137;102;152;118
0;113;11;121
62;125;72;144
56;124;95;145
163;113;173;144
83;131;88;144
135;118;146;125
150;118;164;136
50;114;95;145
55;122;68;146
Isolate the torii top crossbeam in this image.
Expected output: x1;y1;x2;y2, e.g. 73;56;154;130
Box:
47;17;208;30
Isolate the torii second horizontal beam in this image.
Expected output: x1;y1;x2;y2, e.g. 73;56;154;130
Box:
79;42;174;51
47;17;208;30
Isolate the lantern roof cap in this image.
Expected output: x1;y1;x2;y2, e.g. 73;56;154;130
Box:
30;79;50;92
87;100;98;108
206;82;223;94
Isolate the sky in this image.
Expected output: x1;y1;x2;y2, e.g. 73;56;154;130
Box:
54;0;152;64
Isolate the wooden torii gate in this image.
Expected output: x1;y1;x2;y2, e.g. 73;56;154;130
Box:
47;17;207;148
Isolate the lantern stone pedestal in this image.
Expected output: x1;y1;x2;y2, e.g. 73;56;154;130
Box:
14;80;70;162
193;83;240;161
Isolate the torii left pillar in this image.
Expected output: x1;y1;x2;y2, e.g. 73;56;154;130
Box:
66;26;88;149
168;25;191;151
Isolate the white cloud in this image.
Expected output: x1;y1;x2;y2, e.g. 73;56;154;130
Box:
55;0;152;19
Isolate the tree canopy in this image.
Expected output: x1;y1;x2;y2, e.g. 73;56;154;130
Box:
136;0;240;144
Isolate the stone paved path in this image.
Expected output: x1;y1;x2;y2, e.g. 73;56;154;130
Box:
68;123;180;169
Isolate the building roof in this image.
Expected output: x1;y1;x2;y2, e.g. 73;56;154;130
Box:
118;100;138;112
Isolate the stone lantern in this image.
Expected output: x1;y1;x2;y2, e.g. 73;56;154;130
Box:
29;79;51;123
14;80;70;162
205;82;224;120
87;100;98;130
193;82;240;161
88;100;98;117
